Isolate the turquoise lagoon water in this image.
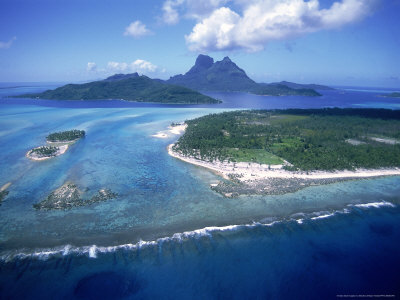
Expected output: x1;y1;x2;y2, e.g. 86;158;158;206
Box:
1;85;400;298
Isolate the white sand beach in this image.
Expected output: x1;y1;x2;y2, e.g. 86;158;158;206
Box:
26;144;69;161
0;182;11;192
152;124;187;139
168;144;400;182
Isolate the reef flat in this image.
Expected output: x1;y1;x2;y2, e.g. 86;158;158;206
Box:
33;183;118;210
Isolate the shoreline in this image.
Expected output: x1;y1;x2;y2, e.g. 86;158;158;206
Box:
167;144;400;181
0;182;11;192
26;144;69;161
26;136;83;161
152;124;187;139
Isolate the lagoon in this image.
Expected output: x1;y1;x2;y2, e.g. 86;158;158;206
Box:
1;84;400;298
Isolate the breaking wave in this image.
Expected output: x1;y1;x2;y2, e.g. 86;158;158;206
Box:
0;201;396;262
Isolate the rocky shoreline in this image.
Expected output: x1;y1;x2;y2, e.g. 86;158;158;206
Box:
168;144;400;198
33;183;118;210
211;176;356;197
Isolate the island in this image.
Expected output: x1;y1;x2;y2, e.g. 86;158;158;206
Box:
382;92;400;98
33;182;118;210
270;81;335;91
26;129;85;161
169;108;400;197
167;55;324;97
47;129;85;142
16;73;220;104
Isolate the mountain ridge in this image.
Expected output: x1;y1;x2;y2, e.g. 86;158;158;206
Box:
167;55;325;96
16;75;220;104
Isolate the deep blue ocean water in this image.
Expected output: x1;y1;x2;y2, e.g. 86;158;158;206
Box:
0;84;400;299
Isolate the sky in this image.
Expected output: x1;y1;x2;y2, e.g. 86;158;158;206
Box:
0;0;399;87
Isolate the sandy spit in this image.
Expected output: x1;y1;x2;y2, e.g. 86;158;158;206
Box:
26;145;69;161
152;124;188;139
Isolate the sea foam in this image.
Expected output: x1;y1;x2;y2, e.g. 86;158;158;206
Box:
351;201;395;208
1;201;396;262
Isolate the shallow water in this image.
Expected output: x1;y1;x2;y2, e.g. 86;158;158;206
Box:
1;84;400;298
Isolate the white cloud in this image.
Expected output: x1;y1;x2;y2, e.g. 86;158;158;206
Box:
123;21;152;38
107;61;129;72
107;60;158;74
184;0;377;52
87;62;97;72
132;59;158;72
0;36;16;49
162;0;184;24
162;0;228;24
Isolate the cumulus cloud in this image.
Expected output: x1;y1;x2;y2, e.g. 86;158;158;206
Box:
107;60;158;73
131;59;158;72
124;21;152;38
183;0;377;52
107;61;129;72
162;0;229;24
0;36;16;49
87;62;97;72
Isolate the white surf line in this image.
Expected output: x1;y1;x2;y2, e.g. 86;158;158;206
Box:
1;202;396;262
350;201;396;208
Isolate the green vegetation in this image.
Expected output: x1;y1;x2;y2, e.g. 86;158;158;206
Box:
171;122;184;127
31;146;59;157
174;108;400;171
224;148;283;165
253;84;321;97
17;75;220;104
271;81;334;90
47;129;85;142
167;55;321;97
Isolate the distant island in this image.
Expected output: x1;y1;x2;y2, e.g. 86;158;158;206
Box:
16;73;220;104
270;81;335;91
167;54;327;96
382;92;400;98
27;129;85;160
169;108;400;197
14;55;333;101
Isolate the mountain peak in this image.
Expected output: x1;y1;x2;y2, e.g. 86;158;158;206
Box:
166;55;321;96
168;54;256;91
185;54;214;76
195;54;214;67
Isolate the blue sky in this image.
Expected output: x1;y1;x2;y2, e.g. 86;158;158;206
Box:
0;0;399;87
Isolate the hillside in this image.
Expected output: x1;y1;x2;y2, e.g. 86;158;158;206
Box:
17;74;220;104
271;81;334;90
167;55;322;97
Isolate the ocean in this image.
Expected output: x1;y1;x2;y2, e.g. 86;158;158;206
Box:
0;84;399;299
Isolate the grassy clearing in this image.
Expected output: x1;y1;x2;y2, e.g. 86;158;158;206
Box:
269;114;308;125
225;148;283;165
